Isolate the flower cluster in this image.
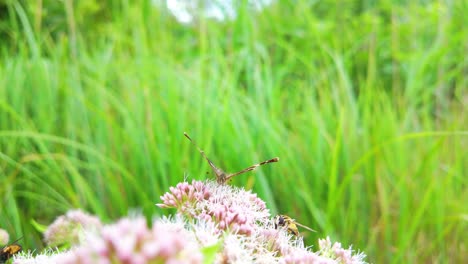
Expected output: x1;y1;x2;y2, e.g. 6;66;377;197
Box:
0;228;9;245
13;248;68;263
158;180;270;235
13;179;367;264
16;217;203;264
157;180;211;213
317;236;367;264
44;209;102;247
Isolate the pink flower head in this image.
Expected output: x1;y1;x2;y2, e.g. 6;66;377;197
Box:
157;180;211;213
259;227;297;256
201;183;270;235
158;180;270;235
282;249;335;264
318;237;367;264
0;228;9;245
44;209;102;247
54;216;203;264
16;179;367;264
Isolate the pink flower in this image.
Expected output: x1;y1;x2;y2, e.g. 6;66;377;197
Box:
157;180;211;213
0;228;9;245
282;250;335;264
44;209;102;247
259;228;295;255
158;181;270;235
16;180;367;264
317;237;367;264
53;217;203;264
12;248;70;264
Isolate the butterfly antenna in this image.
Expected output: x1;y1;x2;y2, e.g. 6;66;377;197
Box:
184;132;223;171
184;132;211;161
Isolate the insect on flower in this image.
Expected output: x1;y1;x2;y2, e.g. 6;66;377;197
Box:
0;237;22;263
274;215;316;236
184;132;279;185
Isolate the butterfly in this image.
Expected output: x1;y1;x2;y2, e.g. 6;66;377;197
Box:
274;214;316;236
0;237;22;263
184;132;279;184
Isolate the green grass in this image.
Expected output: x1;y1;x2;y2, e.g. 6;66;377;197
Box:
0;0;467;263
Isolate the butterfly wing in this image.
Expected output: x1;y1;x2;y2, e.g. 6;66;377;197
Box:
225;157;279;181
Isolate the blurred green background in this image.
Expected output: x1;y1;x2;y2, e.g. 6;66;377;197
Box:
0;0;466;263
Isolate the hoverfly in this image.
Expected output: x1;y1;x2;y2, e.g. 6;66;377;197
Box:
274;215;316;236
0;237;22;263
184;132;279;185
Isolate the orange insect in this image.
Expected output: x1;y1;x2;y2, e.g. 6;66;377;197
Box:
0;237;22;263
274;215;316;236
